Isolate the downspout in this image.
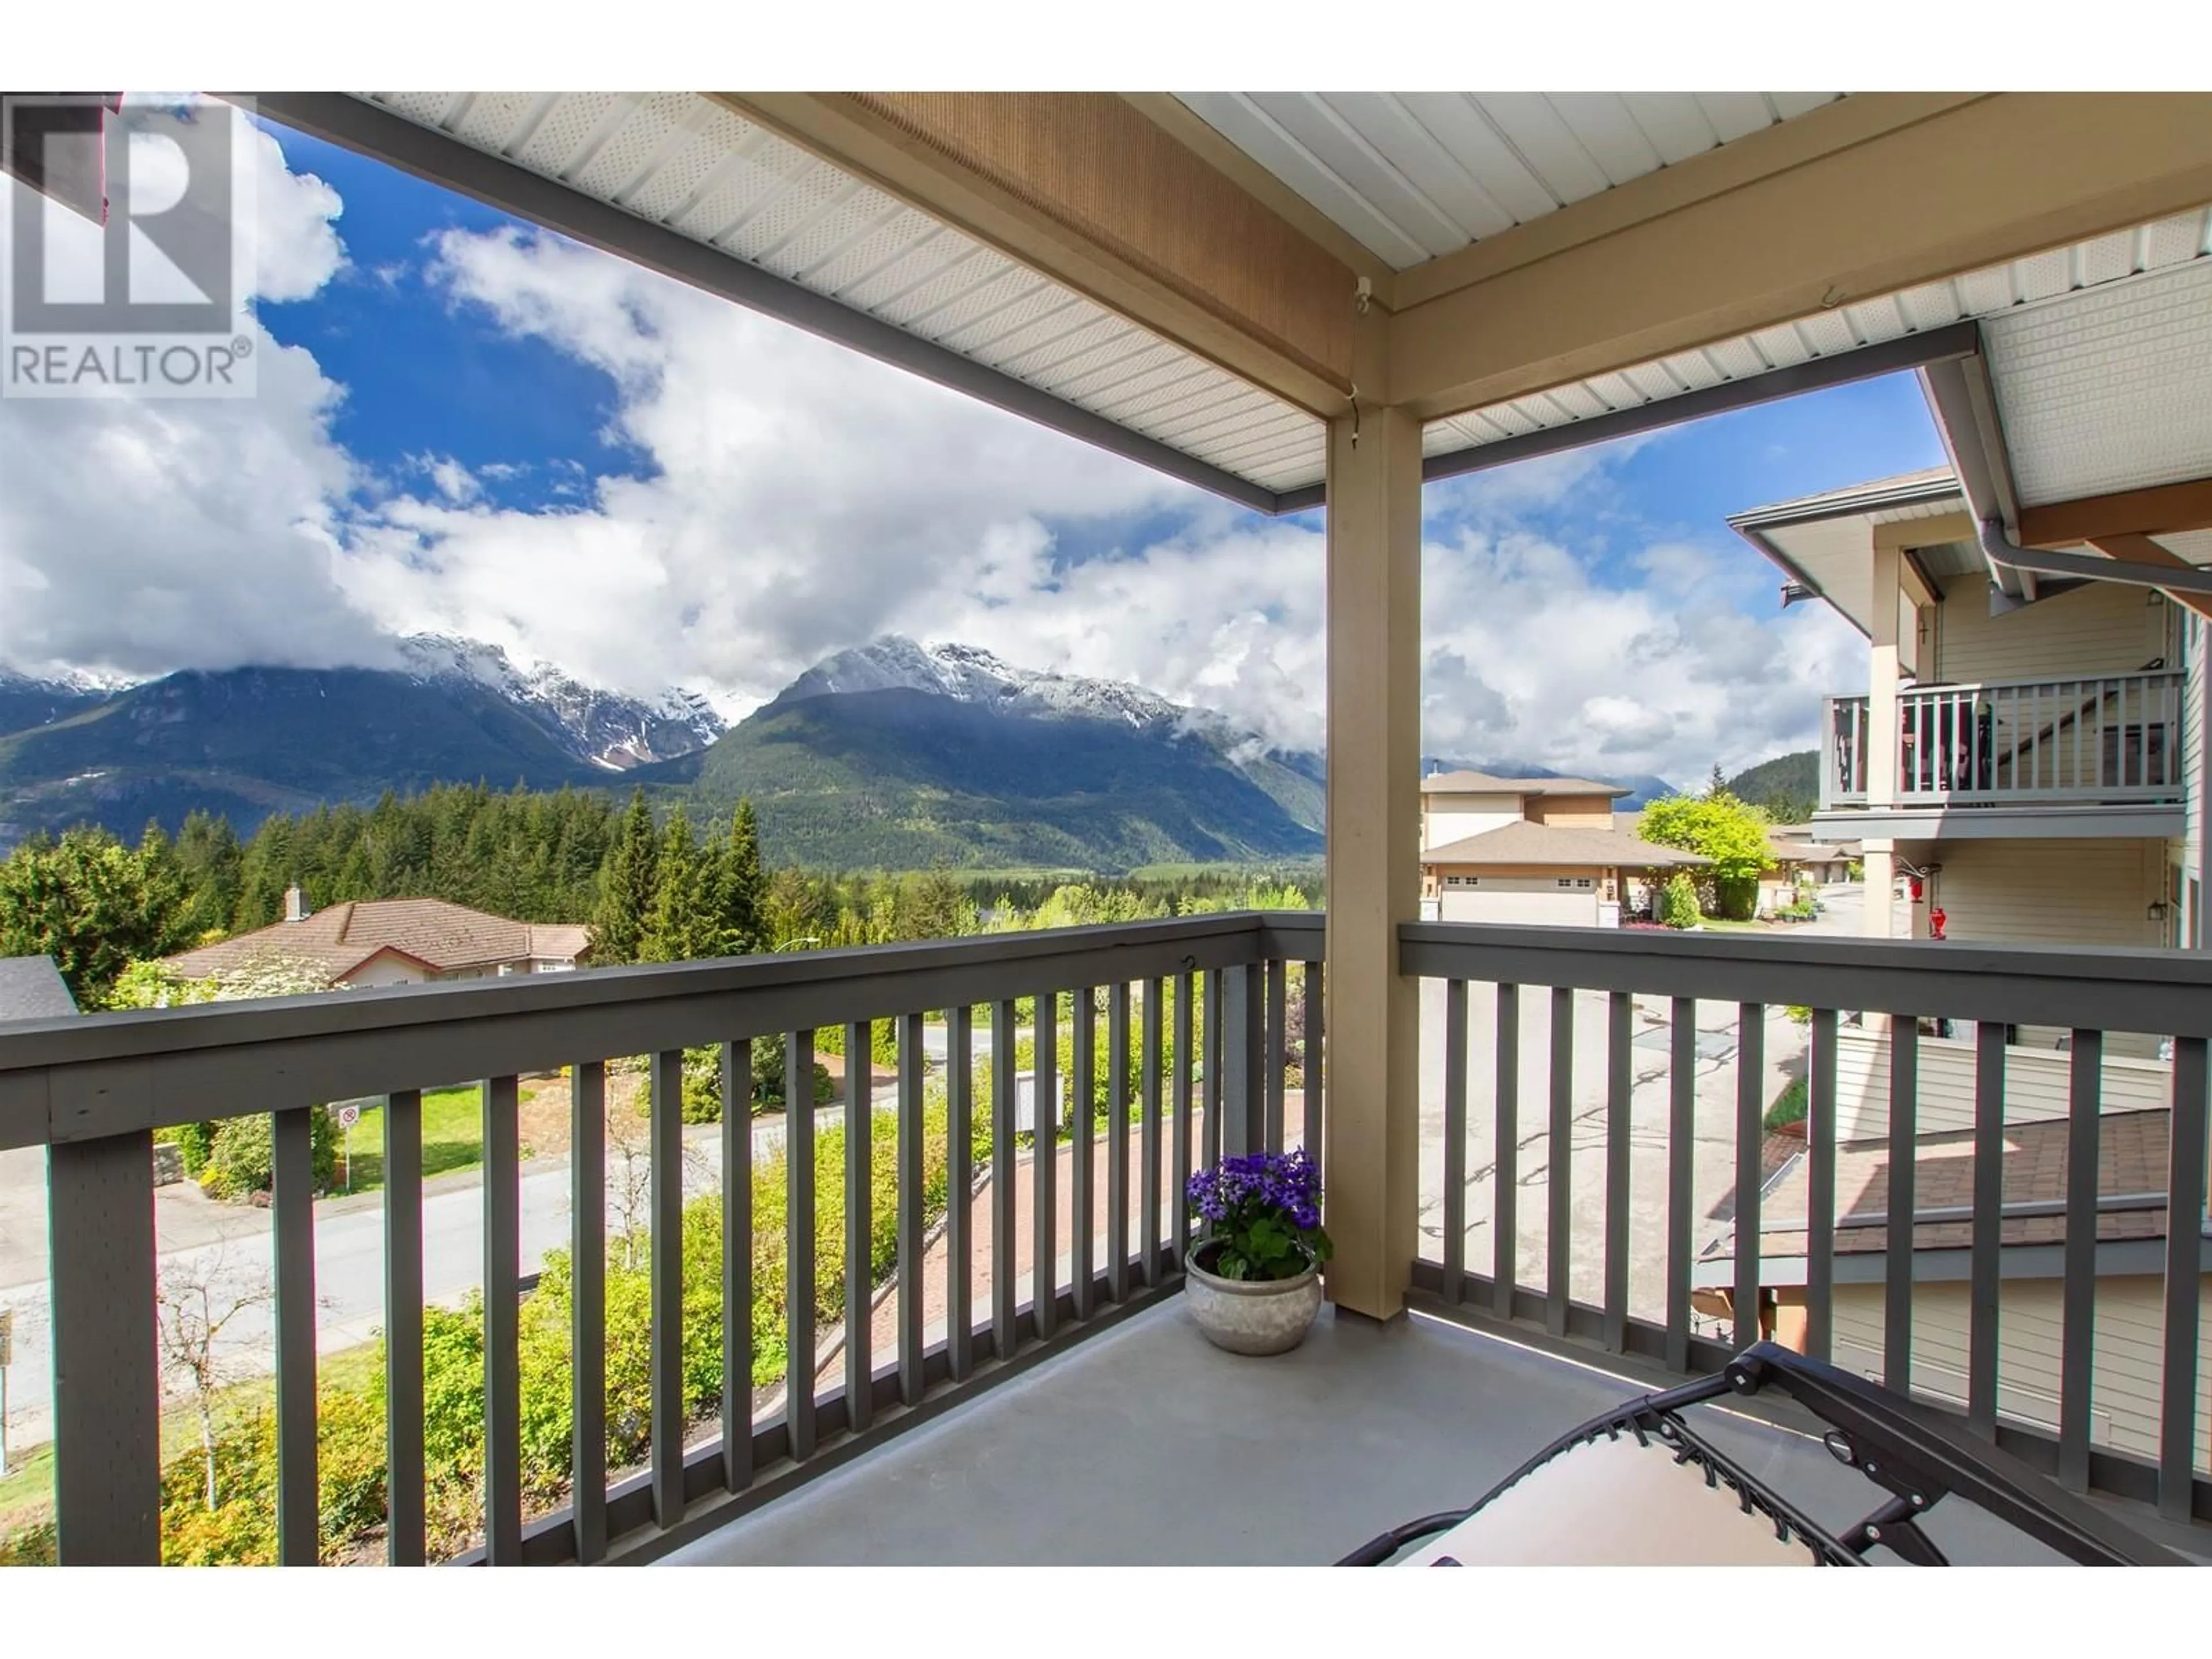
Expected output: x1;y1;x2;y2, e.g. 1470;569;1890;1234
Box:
1976;519;2212;596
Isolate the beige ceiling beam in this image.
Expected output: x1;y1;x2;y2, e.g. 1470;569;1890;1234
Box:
712;92;1362;418
2018;478;2212;547
2086;533;2212;623
1386;93;2212;423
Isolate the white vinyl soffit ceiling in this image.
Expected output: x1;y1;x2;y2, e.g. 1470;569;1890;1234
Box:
1172;92;1845;271
1423;204;2212;466
350;91;1328;496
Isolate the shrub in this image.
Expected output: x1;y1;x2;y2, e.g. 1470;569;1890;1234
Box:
751;1041;836;1111
1657;873;1702;930
200;1108;338;1197
1714;875;1759;922
0;1521;57;1567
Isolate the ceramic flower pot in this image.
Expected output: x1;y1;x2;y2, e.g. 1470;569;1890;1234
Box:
1184;1240;1324;1355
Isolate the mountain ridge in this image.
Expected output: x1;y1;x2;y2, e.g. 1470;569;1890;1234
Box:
0;631;1690;865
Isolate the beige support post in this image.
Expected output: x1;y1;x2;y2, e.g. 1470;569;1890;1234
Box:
1866;541;1902;812
1861;842;1897;941
1322;396;1423;1322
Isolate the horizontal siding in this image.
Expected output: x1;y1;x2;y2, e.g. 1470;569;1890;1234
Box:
1931;838;2162;950
1834;1026;2171;1142
1934;570;2169;685
1832;1278;2211;1474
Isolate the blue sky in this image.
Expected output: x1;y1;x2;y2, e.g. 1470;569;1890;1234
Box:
0;105;1913;785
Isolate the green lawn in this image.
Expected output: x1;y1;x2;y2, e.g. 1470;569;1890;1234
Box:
0;1344;384;1535
1764;1075;1809;1131
335;1085;490;1195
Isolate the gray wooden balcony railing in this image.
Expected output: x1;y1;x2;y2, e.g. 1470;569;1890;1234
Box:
1821;671;2186;810
1402;920;2212;1527
0;912;1323;1566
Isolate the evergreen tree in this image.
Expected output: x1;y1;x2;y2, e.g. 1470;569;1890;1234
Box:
710;798;767;956
593;790;660;965
1707;763;1728;798
639;808;711;963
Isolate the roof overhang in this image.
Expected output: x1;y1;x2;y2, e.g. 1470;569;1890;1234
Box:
11;93;2197;527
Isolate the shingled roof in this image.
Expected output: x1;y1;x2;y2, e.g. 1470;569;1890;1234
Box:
164;899;592;984
1423;820;1713;869
1422;768;1630;798
1707;1107;2174;1268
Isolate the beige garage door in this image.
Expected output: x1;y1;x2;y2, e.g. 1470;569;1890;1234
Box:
1438;880;1599;927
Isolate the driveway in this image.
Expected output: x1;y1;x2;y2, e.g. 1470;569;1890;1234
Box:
1409;896;1863;1331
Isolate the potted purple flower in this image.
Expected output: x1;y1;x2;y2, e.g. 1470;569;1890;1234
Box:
1183;1149;1333;1355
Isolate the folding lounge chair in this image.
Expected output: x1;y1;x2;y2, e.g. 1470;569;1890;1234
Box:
1338;1342;2188;1566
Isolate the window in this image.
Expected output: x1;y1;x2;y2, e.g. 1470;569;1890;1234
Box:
1556;877;1593;889
1444;874;1478;888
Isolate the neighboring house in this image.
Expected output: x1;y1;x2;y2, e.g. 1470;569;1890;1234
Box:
1696;1109;2211;1473
162;887;592;990
1731;467;2189;965
1760;825;1859;912
1420;768;1709;926
0;955;78;1021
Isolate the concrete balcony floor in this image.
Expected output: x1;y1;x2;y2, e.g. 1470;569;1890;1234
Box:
664;1296;2204;1567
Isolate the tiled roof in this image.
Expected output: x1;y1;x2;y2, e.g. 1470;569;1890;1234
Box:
1423;820;1713;869
1423;769;1630;798
0;955;77;1021
164;899;592;983
1711;1107;2173;1266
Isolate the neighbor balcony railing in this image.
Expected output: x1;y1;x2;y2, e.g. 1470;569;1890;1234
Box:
1821;671;2186;810
1402;920;2212;1525
0;912;1322;1566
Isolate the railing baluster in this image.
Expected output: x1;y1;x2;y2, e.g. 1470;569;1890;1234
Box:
568;1067;606;1558
1264;958;1286;1154
719;1043;751;1496
1202;969;1223;1171
1666;996;1695;1372
1224;964;1260;1156
785;1031;817;1461
945;1009;974;1381
1968;1022;2006;1438
1603;991;1631;1354
1032;996;1058;1340
384;1088;427;1565
1493;983;1519;1322
1174;972;1196;1271
271;1108;319;1566
1141;975;1164;1285
482;1074;522;1563
650;1051;685;1528
990;1002;1017;1355
1301;961;1324;1168
1071;988;1096;1319
1806;1011;1838;1364
1885;1020;1918;1395
1442;978;1469;1305
897;1012;926;1406
1108;980;1132;1301
1547;987;1574;1339
2059;1030;2101;1491
2158;1035;2209;1522
842;1021;873;1435
1732;1005;1764;1355
48;1132;159;1565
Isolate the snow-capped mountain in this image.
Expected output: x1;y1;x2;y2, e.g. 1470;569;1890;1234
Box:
0;665;124;735
778;636;1238;740
397;634;724;770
